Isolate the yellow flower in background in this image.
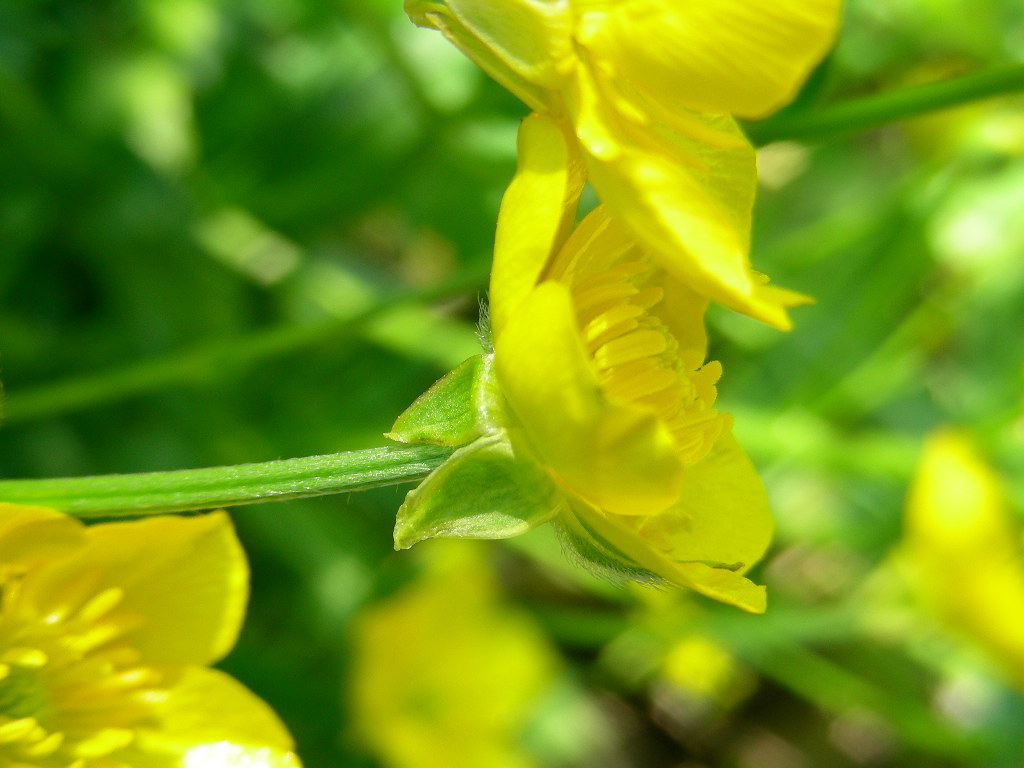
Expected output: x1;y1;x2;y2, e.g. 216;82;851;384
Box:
390;116;773;613
0;503;300;768
405;0;841;327
899;431;1024;687
350;543;558;768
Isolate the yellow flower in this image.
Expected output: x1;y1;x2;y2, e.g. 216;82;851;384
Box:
899;430;1024;687
390;116;773;613
405;0;841;327
349;543;558;768
0;503;301;768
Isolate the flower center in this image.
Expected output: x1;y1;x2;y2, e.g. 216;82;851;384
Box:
0;578;164;767
566;254;727;466
0;658;51;720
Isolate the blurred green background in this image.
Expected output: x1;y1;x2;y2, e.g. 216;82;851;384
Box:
2;0;1024;766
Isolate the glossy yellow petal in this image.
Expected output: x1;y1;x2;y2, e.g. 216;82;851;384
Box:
577;0;842;118
489;112;585;338
635;432;773;575
406;0;571;112
21;512;247;666
0;503;84;569
495;280;683;516
571;76;807;328
125;668;299;768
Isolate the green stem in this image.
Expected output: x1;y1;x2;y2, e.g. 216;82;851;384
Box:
2;264;487;425
0;444;455;518
748;63;1024;145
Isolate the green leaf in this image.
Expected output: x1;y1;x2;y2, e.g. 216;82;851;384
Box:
394;433;562;549
386;354;502;447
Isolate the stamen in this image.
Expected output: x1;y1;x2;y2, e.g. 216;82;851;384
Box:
76;588;125;625
0;717;39;743
72;727;135;758
2;648;47;668
61;622;126;655
584;304;644;351
593;329;668;369
574;281;639;318
602;363;678;403
565;247;722;465
22;730;65;757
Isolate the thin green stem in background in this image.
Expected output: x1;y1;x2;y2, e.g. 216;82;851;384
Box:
2;264;487;425
0;443;454;517
748;63;1024;145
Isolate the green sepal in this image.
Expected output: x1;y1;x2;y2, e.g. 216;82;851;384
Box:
386;354;501;447
394;433;562;549
557;499;767;613
555;504;662;586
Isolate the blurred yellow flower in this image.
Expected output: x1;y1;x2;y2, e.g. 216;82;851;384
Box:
900;430;1024;687
390;116;772;613
405;0;841;327
0;503;300;768
661;634;753;708
349;543;558;768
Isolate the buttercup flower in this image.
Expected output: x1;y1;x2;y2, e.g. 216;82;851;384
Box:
350;542;558;768
898;430;1024;687
389;116;772;612
405;0;841;327
0;503;300;768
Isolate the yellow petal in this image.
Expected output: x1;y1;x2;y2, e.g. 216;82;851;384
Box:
648;275;710;372
0;503;85;568
494;280;683;516
130;667;299;768
489;113;585;338
637;432;773;576
570;73;808;328
406;0;572;112
577;0;842;119
21;512;248;666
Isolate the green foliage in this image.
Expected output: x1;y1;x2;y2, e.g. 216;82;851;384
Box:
2;0;1024;767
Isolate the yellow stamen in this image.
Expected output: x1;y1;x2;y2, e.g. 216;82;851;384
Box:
76;588;125;625
593;328;668;369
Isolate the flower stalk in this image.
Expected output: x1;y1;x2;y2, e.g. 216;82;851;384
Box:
747;63;1024;145
0;444;455;517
